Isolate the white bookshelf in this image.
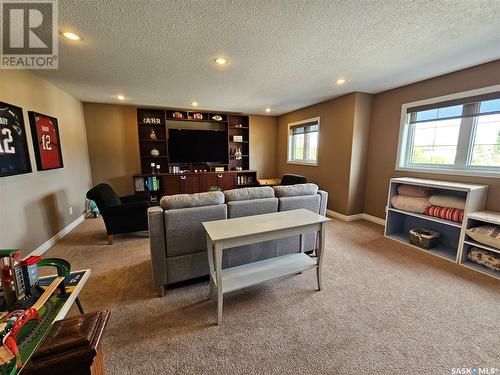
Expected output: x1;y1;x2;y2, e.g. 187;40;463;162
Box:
384;178;500;280
459;210;500;280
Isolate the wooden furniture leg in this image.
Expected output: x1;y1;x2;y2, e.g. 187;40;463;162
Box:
214;242;223;325
316;222;326;291
158;285;165;297
107;235;113;245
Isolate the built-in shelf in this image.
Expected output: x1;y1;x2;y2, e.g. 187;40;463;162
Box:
139;139;166;142
460;259;500;279
229;126;249;129
140;155;168;158
166;117;228;124
387;207;462;228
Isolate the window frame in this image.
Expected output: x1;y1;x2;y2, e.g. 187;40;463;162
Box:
287;117;320;166
396;85;500;179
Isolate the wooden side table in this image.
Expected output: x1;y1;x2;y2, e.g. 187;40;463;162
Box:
23;310;110;375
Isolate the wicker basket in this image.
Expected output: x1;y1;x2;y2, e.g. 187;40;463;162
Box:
409;228;441;249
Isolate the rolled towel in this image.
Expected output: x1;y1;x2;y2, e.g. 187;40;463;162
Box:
429;195;466;210
391;195;431;214
397;184;432;198
425;205;464;223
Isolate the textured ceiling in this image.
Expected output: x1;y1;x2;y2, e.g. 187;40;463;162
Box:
34;0;500;115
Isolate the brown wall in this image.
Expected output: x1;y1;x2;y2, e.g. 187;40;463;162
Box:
82;104;279;194
248;115;278;178
83;103;140;196
0;70;92;256
277;93;371;214
364;60;500;219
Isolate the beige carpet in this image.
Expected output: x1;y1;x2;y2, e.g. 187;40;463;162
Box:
43;217;500;375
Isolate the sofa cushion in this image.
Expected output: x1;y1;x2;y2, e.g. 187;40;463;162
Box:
227;197;278;218
223;186;275;202
160;191;224;210
273;183;318;198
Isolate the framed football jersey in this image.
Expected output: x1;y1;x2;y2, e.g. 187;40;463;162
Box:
0;102;32;177
28;112;64;171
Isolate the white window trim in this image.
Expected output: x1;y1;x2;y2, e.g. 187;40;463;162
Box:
287;117;320;166
396;84;500;179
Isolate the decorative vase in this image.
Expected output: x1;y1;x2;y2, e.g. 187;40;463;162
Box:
150;148;160;157
235;148;242;160
149;130;157;140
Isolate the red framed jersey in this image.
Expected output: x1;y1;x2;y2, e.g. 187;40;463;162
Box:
28;112;63;171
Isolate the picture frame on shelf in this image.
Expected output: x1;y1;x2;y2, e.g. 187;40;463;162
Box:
28;111;64;171
0;101;32;177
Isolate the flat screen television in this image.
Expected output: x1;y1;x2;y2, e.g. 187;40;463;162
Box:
168;129;227;163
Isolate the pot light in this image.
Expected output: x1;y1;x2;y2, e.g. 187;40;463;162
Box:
115;95;126;100
336;78;346;85
192;101;198;106
62;32;80;41
215;57;227;65
265;107;271;113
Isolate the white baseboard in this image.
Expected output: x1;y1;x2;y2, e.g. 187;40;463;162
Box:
29;211;88;257
326;209;385;226
326;209;363;222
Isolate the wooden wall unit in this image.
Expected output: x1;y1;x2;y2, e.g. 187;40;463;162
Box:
134;108;258;200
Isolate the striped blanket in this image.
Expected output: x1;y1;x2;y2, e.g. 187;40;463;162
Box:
425;205;464;223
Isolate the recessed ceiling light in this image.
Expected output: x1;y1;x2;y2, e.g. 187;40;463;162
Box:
215;57;227;65
336;78;346;85
192;101;198;106
265;107;271;113
62;32;80;41
115;95;126;100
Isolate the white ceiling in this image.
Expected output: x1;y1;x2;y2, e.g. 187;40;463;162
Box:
34;0;500;115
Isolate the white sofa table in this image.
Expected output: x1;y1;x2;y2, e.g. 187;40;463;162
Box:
203;208;330;325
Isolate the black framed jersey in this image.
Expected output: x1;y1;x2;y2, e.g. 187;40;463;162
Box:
0;102;32;177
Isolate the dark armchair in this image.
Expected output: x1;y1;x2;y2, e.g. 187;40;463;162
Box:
86;183;151;244
280;174;307;185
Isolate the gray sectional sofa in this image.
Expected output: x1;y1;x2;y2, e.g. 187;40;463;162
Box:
148;183;328;293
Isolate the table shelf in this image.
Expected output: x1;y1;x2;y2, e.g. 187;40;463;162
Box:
218;253;317;294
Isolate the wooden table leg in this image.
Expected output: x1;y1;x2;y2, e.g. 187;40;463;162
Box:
317;222;326;291
206;234;215;300
214;242;223;325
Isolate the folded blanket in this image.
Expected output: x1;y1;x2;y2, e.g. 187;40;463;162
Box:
391;195;431;214
468;247;500;272
429;195;466;210
425;205;464;223
397;184;432;198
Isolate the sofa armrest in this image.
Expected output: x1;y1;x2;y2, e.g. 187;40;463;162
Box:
317;190;328;216
120;192;151;203
148;206;168;287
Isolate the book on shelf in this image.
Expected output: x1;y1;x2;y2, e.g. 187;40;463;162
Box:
134;177;145;192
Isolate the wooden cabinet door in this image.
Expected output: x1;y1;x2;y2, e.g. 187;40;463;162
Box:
164;175;182;195
182;175;200;194
200;174;218;192
219;173;236;190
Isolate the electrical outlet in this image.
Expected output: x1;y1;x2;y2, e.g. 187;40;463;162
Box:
69;206;73;215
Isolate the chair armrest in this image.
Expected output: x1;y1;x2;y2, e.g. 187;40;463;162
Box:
120;192;151;203
148;206;168;287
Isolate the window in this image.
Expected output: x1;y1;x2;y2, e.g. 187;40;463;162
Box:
397;86;500;177
287;117;319;165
